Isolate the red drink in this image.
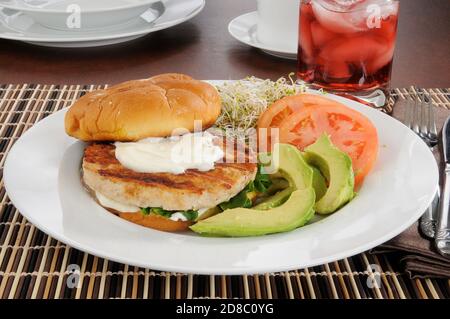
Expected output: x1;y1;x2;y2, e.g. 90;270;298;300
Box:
297;0;399;95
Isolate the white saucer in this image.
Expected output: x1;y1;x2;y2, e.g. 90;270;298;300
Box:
0;0;205;47
0;0;160;30
228;11;297;60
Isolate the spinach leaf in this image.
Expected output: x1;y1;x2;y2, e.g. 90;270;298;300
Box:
219;187;254;210
182;210;199;221
150;207;172;218
140;207;198;221
254;164;272;193
219;165;272;211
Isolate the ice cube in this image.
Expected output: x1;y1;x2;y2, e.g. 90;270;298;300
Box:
311;0;366;34
319;36;387;63
366;42;395;74
299;14;315;63
311;21;335;48
319;0;366;11
323;61;353;82
372;12;398;41
311;0;398;34
352;0;399;20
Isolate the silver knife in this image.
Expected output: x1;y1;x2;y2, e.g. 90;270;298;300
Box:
436;116;450;257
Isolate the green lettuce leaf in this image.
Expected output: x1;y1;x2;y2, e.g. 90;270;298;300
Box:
219;165;272;210
140;207;198;221
181;210;199;221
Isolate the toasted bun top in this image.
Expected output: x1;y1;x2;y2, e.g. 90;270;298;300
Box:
64;73;221;141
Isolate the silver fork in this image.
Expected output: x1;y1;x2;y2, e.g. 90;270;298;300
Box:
404;88;439;238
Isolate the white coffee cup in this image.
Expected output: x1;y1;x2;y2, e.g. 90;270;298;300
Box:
256;0;299;51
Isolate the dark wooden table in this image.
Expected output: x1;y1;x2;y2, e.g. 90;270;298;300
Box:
0;0;449;87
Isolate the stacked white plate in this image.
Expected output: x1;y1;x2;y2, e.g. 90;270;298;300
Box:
0;0;205;47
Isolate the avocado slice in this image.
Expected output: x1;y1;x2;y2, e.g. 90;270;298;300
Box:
190;188;315;237
259;143;313;190
251;143;314;211
196;206;221;221
266;178;289;195
190;143;316;237
304;134;355;214
311;166;327;201
253;187;293;210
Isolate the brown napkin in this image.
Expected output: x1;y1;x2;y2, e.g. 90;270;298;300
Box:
369;97;450;279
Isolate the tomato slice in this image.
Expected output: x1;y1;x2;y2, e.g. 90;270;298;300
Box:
279;100;378;187
257;94;339;149
257;94;338;129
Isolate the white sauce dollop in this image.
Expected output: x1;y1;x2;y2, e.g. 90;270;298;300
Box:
169;212;188;222
169;208;211;222
96;191;140;213
114;132;224;174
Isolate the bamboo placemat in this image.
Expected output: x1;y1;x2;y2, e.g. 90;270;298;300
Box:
0;84;449;299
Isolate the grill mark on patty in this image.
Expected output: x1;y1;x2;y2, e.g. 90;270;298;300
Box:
219;162;257;172
83;143;117;165
97;169;203;193
183;169;234;189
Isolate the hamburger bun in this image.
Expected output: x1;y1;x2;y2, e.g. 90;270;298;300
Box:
118;212;192;232
83;179;192;232
64;73;221;141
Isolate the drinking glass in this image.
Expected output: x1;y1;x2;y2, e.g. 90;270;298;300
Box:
297;0;400;108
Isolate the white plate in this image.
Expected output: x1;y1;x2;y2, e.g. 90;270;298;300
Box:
0;0;205;47
0;0;160;30
4;82;439;275
1;0;157;11
228;11;297;60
